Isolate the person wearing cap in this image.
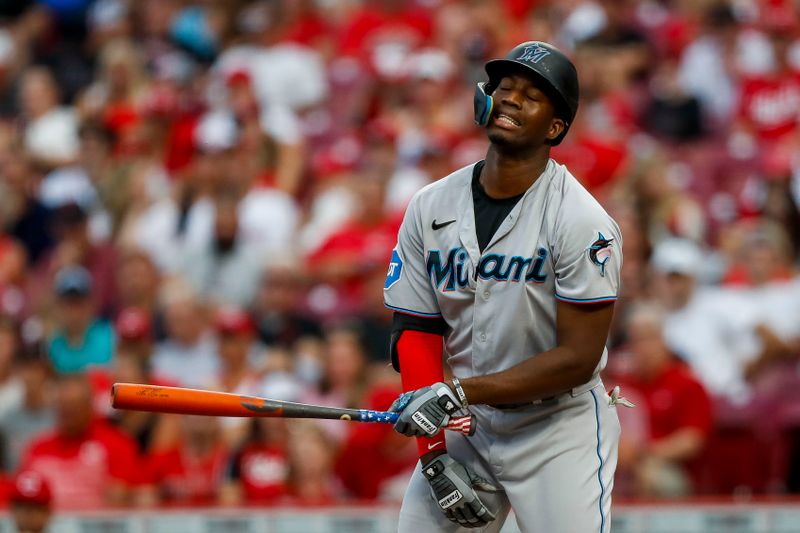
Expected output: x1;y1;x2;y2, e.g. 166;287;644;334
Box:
114;307;154;364
47;265;115;374
9;470;52;533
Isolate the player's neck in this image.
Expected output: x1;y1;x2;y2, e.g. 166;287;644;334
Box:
481;146;550;199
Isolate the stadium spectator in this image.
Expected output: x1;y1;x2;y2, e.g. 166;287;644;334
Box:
150;282;217;387
18;373;140;509
305;325;369;443
251;259;321;350
615;304;713;497
223;417;291;505
34;202;118;316
286;421;339;505
9;470;52;533
0;237;31;320
18;66;79;169
0;347;54;472
0;152;53;265
114;248;162;321
335;385;417;500
114;307;155;365
179;193;265;308
47;266;115;374
0;316;24;420
139;415;229;506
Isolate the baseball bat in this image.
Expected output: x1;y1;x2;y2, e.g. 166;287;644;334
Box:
111;383;476;436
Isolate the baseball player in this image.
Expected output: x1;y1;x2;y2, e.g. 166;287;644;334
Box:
384;41;624;532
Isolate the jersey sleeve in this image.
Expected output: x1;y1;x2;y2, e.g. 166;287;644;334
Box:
551;200;622;304
383;194;441;317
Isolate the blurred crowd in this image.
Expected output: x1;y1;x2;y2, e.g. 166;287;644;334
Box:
0;0;799;511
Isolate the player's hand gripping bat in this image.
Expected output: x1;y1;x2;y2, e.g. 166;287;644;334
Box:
111;383;476;435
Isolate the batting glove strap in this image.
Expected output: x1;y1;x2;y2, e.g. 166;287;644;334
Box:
422;454;497;529
390;382;462;437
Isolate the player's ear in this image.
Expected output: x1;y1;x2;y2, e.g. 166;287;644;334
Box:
546;117;566;143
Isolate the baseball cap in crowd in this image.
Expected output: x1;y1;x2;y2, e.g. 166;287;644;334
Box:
650;238;703;277
54;265;93;297
115;308;153;342
10;471;52;507
214;306;255;336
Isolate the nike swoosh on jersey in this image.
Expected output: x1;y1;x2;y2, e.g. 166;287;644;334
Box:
427;441;444;450
432;219;456;231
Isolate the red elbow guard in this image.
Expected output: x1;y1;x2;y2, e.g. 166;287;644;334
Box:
396;329;447;457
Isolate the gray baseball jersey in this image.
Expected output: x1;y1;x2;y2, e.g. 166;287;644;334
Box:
384;159;623;533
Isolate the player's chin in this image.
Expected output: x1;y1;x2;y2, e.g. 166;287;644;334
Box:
487;128;528;149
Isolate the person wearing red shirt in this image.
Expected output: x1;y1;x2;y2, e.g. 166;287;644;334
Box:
616;304;713;497
9;470;53;533
18;374;140;509
139;415;230;506
224;417;291;504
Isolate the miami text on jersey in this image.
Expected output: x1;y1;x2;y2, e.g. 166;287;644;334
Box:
426;247;548;291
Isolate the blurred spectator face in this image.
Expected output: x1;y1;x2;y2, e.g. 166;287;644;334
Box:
113;349;148;384
628;308;671;380
51;203;90;245
78;123;114;169
116;250;159;308
289;424;333;481
0;317;18;374
10;471;51;533
214;198;239;254
19;68;58;119
257;264;303;313
740;229;790;285
163;295;205;345
650;239;702;311
19;356;49;401
215;307;254;368
182;414;221;448
254;417;289;447
115;307;153;360
55;376;94;438
11;501;50;533
54;267;95;335
656;273;695;311
0;238;26;284
324;328;365;390
352;178;386;224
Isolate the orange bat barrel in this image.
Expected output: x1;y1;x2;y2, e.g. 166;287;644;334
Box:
111;383;276;417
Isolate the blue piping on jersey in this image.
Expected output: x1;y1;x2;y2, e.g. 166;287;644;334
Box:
555;294;617;304
590;389;606;533
383;303;442;318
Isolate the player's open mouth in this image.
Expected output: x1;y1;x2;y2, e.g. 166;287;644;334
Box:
494;113;521;129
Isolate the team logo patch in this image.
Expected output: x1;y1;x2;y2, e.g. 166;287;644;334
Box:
517;43;550;64
587;232;614;277
384;248;403;289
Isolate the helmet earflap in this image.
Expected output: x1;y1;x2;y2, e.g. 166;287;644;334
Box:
473;81;495;127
